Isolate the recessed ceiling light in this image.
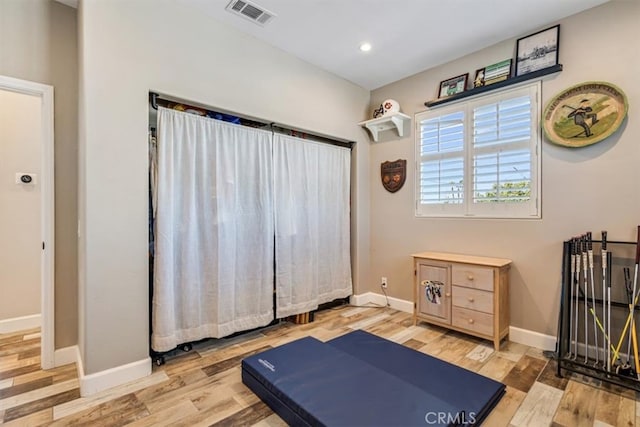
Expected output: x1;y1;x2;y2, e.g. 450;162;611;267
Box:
359;43;372;52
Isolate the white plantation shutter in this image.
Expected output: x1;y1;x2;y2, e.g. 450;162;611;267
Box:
417;108;465;215
416;82;540;218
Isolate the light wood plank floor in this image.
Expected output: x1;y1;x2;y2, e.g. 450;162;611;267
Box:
1;305;639;426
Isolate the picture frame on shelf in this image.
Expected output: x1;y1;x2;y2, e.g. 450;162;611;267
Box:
515;24;560;76
438;73;468;98
473;68;485;88
483;59;512;85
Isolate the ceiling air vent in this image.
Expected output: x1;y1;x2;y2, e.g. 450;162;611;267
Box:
225;0;276;26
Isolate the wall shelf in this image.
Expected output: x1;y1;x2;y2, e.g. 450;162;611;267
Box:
359;112;411;142
424;64;563;108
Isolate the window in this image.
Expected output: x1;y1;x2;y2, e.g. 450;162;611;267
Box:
415;82;541;218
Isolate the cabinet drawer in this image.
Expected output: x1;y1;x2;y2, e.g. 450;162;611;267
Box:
452;286;493;314
452;265;493;291
452;306;493;336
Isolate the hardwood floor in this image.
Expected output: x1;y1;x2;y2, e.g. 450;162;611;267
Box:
1;305;639;426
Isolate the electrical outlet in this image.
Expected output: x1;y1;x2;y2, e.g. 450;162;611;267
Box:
381;277;388;288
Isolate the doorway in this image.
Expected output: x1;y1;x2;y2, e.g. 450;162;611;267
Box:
0;75;54;369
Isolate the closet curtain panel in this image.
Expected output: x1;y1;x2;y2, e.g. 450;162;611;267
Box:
274;134;353;318
152;108;274;352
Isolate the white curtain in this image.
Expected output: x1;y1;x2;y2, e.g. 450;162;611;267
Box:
152;107;274;352
274;134;352;318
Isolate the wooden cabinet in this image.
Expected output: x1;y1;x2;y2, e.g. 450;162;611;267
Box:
412;252;511;350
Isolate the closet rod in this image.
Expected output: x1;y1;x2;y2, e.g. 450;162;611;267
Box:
149;92;354;149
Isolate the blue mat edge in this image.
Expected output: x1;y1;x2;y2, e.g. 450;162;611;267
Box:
473;386;506;426
241;368;314;426
242;331;507;426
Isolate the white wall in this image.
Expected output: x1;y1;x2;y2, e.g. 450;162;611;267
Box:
77;0;370;375
0;0;78;348
368;1;639;336
0;89;42;321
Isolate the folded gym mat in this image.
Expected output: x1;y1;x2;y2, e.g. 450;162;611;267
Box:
327;330;505;426
242;332;505;426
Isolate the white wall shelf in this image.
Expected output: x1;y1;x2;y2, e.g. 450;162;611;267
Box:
359;112;411;142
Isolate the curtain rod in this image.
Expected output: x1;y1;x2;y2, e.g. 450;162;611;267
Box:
149;92;354;149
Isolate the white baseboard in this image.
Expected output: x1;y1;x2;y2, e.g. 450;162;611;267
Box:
75;349;151;397
54;345;78;367
349;292;373;307
352;295;557;352
509;326;556;351
0;314;41;333
350;292;413;313
80;359;152;397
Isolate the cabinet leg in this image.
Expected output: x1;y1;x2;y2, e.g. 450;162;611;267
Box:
494;333;509;351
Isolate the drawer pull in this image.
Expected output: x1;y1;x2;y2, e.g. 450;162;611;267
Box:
445;292;451;297
468;297;475;303
467;275;474;281
468;318;475;324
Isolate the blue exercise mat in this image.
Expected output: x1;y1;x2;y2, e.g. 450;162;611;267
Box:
327;330;505;425
242;331;504;426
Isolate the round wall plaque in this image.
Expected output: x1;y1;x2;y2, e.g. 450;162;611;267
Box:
542;81;628;148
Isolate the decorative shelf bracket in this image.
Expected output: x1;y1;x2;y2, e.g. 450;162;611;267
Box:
359;112;411;142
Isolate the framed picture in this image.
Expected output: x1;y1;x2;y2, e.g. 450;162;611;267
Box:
515;25;560;76
483;59;512;85
438;73;468;98
473;68;485;88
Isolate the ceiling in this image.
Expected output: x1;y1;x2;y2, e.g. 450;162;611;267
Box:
187;0;609;90
56;0;610;90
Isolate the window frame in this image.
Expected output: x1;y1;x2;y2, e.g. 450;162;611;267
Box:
415;81;541;219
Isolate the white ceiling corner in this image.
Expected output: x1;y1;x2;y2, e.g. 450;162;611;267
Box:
187;0;610;90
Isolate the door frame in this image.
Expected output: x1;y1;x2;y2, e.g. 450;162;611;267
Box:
0;75;55;369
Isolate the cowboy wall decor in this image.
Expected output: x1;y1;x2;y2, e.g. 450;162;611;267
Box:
542;81;628;148
381;159;407;193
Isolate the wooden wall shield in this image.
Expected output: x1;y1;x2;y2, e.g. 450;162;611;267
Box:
381;159;406;193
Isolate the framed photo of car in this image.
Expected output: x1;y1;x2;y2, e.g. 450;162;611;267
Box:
515;25;560;76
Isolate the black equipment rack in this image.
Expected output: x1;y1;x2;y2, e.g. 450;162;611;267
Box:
556;237;640;392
